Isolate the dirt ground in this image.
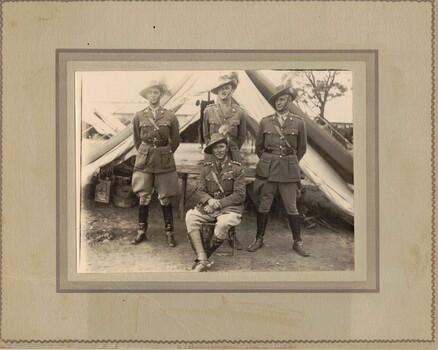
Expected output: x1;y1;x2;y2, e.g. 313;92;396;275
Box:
80;178;354;273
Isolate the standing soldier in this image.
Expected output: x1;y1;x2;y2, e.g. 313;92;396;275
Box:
203;72;247;163
185;133;246;272
203;72;248;250
131;80;180;247
247;85;310;257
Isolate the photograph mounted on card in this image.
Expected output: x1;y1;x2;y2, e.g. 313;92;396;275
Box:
56;50;377;292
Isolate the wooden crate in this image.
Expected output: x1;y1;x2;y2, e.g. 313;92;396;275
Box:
94;179;112;204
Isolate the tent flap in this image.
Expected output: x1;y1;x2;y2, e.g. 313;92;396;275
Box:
81;71;354;220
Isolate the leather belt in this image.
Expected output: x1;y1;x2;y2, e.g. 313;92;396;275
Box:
264;148;296;156
143;138;169;147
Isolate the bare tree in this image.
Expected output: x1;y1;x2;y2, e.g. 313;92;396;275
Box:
282;70;350;120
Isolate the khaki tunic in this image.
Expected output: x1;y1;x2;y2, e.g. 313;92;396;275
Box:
195;160;246;215
132;107;180;174
255;113;307;183
203;102;247;161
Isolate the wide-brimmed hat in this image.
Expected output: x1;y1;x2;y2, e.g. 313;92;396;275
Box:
268;85;297;106
204;133;228;154
210;72;239;95
139;80;171;99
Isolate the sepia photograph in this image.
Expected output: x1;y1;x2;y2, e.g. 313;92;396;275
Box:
77;69;354;274
2;0;435;345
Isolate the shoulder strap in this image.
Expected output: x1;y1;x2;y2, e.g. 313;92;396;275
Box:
273;124;292;148
210;170;225;193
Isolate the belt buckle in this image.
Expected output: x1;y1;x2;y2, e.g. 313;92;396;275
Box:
152;138;158;147
280;148;287;156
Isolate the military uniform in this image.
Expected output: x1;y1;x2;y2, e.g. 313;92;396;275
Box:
254;112;306;214
132;106;180;201
186;160;246;239
131;85;181;247
185;133;246;271
247;85;309;256
203;102;247;162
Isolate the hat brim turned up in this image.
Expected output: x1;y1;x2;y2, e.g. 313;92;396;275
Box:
210;78;238;95
139;82;171;99
204;134;229;154
268;87;298;106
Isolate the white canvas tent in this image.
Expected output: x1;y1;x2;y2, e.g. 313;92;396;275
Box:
174;98;201;133
79;71;354;219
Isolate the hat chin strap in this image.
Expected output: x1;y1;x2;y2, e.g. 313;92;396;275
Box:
276;107;288;114
275;101;290;114
148;95;163;109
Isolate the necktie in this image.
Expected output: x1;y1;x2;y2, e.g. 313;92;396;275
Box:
278;116;284;127
217;163;222;173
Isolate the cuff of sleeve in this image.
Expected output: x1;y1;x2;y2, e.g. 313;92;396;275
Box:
200;195;212;204
218;198;228;209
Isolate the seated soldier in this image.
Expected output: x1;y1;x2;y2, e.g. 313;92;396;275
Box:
185;133;246;272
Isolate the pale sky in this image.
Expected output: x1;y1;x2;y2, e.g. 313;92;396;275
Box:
78;70;353;123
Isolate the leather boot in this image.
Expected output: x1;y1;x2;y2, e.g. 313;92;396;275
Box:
288;214;310;257
188;230;209;272
161;204;176;247
206;236;225;258
227;227;242;250
247;212;269;252
131;205;149;244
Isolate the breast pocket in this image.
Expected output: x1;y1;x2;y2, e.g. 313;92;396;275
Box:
227;117;241;138
284;128;299;148
140;123;154;139
205;178;217;194
157;123;171;139
209;121;220;136
262;130;273;148
221;174;234;193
